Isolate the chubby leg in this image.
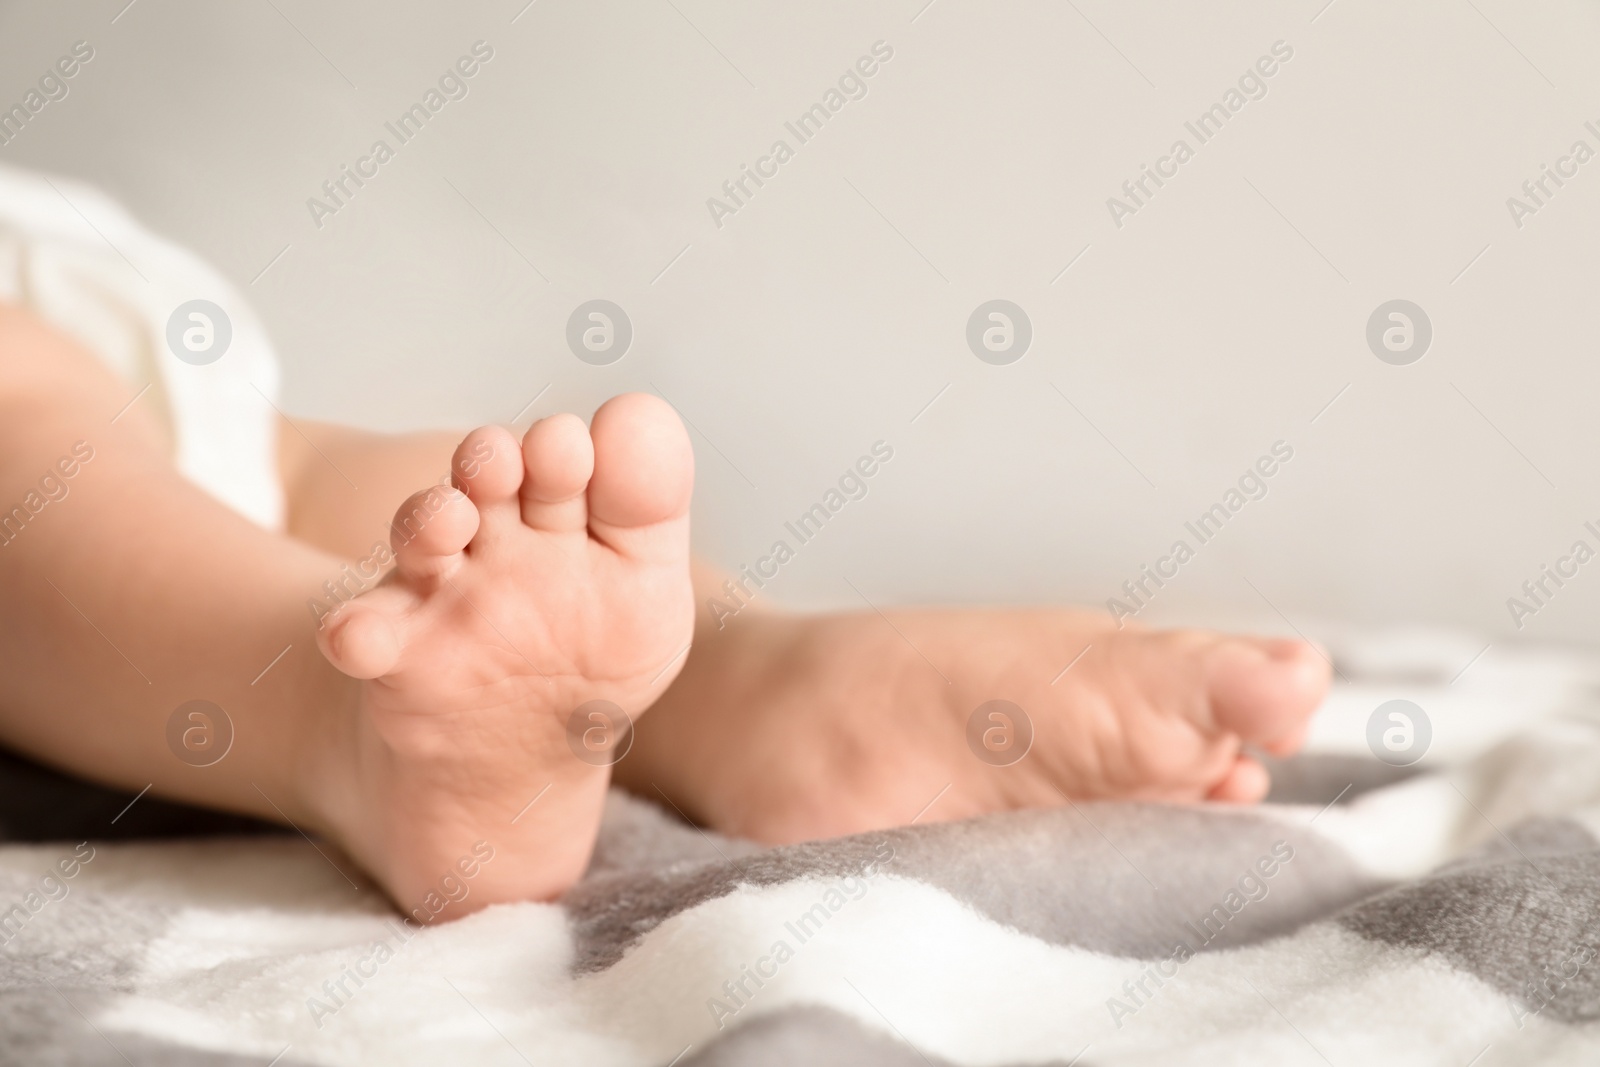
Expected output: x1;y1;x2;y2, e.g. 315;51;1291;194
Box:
0;302;357;842
0;304;694;916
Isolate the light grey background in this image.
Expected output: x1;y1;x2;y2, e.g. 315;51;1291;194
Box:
3;0;1597;647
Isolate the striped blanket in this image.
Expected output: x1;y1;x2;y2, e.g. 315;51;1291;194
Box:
2;631;1598;1066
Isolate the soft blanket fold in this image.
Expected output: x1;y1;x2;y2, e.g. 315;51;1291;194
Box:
3;635;1599;1065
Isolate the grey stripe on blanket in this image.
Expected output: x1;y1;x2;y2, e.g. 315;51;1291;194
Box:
3;732;1600;1065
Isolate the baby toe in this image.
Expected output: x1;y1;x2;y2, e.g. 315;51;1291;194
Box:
1204;637;1329;750
390;486;479;579
1205;754;1272;803
451;425;524;525
318;593;404;680
519;413;594;533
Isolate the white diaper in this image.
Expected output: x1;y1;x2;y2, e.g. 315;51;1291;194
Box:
0;163;283;530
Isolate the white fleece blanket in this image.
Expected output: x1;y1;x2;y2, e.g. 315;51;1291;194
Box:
2;627;1599;1066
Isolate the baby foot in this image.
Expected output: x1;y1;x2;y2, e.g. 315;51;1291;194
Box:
309;394;693;916
621;609;1329;843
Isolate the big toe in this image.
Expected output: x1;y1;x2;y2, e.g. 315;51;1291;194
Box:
1205;637;1329;755
587;392;693;548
